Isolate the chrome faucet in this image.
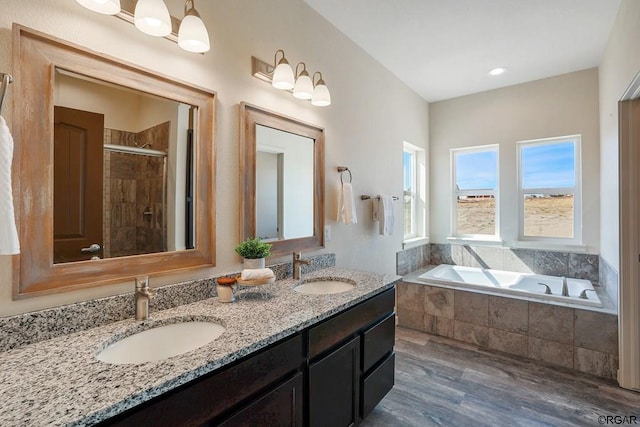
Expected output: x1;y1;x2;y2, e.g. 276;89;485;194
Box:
561;277;569;297
293;252;311;280
135;276;156;321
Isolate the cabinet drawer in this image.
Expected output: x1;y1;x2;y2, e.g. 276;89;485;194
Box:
308;287;395;359
217;372;303;427
361;352;395;419
101;333;304;427
362;313;395;373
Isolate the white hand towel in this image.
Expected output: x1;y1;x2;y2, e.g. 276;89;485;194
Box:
377;194;395;236
241;268;275;281
0;116;19;255
337;182;357;224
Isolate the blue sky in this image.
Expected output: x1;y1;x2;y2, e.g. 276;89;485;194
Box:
455;142;575;191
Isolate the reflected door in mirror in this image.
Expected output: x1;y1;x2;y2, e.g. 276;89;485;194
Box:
54;106;104;263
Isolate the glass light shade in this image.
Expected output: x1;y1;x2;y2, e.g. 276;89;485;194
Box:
272;62;295;90
311;82;331;106
134;0;172;37
293;73;314;99
76;0;121;15
178;15;210;53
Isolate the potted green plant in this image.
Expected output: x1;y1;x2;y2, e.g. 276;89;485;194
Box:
235;237;272;269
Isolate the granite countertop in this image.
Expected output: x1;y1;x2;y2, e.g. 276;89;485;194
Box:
0;267;399;427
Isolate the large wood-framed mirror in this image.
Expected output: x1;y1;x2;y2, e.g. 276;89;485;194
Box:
12;25;216;298
239;103;324;257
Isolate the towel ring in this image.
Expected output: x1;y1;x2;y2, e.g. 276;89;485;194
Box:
337;166;352;185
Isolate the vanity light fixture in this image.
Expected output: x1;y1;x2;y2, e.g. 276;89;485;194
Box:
311;72;331;107
293;62;314;100
134;0;172;37
76;0;211;54
251;52;331;107
76;0;121;15
272;50;295;90
178;0;210;53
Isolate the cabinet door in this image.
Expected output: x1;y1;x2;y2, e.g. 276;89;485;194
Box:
218;373;303;427
309;336;360;427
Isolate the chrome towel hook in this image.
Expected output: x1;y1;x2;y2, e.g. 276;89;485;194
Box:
337;166;352;185
0;73;14;116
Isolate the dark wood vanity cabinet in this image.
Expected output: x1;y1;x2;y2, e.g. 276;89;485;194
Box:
307;287;396;426
98;287;395;427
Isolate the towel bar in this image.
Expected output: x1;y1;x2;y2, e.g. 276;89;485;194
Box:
361;195;399;201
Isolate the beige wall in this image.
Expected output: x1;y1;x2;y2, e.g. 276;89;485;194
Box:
599;0;640;270
429;69;600;251
0;0;429;315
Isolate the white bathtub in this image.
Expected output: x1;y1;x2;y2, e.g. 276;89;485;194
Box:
417;264;603;308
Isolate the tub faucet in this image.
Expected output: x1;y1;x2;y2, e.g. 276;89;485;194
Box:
561;277;569;297
293;252;311;280
579;289;597;299
135;276;156;321
537;283;552;295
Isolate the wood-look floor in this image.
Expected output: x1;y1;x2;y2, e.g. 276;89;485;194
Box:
362;327;640;427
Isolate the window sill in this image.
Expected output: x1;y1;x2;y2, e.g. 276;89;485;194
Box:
402;236;430;250
506;241;588;252
446;236;504;246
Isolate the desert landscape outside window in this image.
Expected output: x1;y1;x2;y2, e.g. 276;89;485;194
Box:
517;136;582;243
451;146;499;237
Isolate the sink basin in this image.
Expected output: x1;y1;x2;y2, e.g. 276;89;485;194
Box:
97;320;225;365
294;278;356;295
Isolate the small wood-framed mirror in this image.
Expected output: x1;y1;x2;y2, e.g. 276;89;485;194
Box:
12;25;216;298
239;103;324;257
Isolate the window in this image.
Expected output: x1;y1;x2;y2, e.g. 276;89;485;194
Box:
403;142;426;242
451;146;499;238
518;135;581;242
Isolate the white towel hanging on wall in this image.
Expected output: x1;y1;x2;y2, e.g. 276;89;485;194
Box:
372;194;394;235
337;182;358;224
0;116;20;255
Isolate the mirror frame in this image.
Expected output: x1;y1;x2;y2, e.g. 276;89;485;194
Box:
239;103;324;257
12;25;216;298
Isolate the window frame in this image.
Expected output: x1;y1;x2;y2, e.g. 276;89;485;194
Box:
450;145;500;240
402;141;427;244
516;135;582;245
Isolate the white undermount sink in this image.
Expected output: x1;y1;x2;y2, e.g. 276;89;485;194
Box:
96;319;225;365
294;278;356;295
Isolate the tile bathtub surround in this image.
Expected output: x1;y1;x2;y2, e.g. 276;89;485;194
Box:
396;244;431;276
0;253;336;352
0;267;398;427
425;243;600;284
396;280;619;379
599;256;619;311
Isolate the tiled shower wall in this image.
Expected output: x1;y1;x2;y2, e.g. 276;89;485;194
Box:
103;122;169;258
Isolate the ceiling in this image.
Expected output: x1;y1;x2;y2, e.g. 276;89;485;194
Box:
302;0;621;102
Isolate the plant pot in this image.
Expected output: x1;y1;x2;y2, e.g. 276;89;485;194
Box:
243;257;265;269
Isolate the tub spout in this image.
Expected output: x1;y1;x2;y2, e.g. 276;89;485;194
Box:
579;289;597;299
561;277;569;297
537;283;552;295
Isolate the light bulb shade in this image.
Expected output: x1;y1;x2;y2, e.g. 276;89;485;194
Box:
311;82;331;106
178;15;210;53
293;74;314;99
272;62;295;90
76;0;121;15
134;0;172;37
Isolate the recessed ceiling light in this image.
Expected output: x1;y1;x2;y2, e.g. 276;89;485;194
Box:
489;67;507;76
